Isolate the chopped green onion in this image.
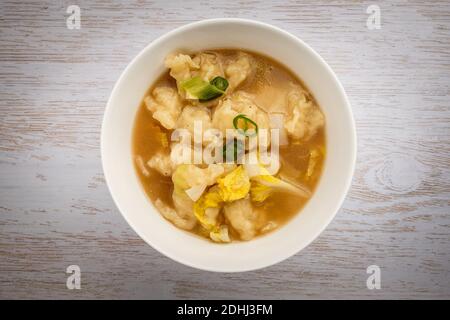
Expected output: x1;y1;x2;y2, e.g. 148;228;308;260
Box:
180;76;228;101
233;114;258;137
210;76;229;91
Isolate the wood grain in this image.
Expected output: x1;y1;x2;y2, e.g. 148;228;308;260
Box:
0;0;449;299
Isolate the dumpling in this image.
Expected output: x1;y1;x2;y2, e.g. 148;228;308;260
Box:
223;197;257;240
210;225;231;243
154;197;196;230
147;152;173;176
225;52;255;91
211;99;238;134
193;52;224;82
172;164;225;190
211;92;270;147
170;141;195;166
168;165;226;233
172;188;197;227
144;87;182;130
284;89;324;141
166;52;225;107
230;92;270;134
176;105;212;136
165;53;199;83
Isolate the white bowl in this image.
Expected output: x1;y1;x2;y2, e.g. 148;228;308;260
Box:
101;18;356;272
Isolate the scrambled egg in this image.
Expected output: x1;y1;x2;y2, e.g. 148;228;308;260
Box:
194;187;229;242
194;188;222;228
246;163;311;199
217;166;251;202
193;166;252;242
306;146;325;180
159;132;169;149
250;181;272;202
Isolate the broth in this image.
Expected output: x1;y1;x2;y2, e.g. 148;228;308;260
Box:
132;49;326;242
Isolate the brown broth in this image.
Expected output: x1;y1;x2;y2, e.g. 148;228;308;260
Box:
132;49;326;241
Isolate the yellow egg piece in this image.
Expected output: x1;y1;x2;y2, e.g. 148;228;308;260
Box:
217;166;251;202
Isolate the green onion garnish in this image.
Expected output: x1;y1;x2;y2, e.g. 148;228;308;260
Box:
233;114;258;137
210;76;229;91
180;76;228;101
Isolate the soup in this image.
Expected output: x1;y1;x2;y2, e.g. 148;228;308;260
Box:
132;49;325;242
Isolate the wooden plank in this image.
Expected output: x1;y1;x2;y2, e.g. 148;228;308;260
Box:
0;0;449;299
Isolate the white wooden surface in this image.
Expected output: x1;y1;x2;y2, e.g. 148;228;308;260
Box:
0;0;449;299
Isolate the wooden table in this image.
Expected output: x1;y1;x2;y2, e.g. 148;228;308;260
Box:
1;0;449;299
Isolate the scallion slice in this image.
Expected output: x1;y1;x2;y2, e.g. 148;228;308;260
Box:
233;114;258;137
210;76;229;91
180;76;228;101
